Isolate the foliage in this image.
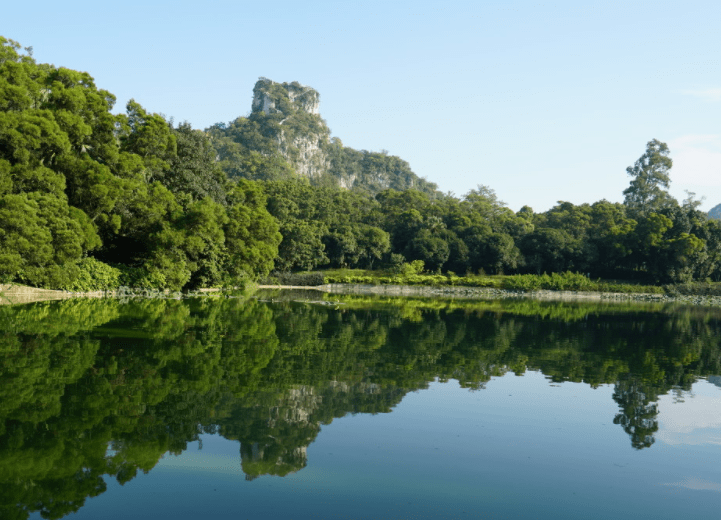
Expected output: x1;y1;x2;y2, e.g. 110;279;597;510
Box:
5;38;721;291
0;38;279;290
165;122;228;205
262;271;326;286
623;139;674;215
59;257;121;291
663;282;721;296
503;271;598;292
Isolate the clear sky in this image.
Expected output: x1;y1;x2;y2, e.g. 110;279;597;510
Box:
4;0;721;212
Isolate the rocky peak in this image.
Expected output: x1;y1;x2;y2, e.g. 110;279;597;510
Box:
251;77;320;116
212;78;437;196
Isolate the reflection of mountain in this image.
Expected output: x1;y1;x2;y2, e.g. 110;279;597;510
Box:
2;296;721;518
709;375;721;388
218;381;410;480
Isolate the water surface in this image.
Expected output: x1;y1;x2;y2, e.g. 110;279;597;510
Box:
2;293;720;519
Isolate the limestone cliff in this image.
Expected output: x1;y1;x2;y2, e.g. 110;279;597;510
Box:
209;78;438;196
250;78;329;179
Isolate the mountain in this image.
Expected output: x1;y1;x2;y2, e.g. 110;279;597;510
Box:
207;78;438;196
708;203;721;220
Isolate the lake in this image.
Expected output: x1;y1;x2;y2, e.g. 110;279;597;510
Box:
2;291;720;519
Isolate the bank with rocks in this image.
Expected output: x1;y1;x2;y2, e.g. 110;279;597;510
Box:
259;283;721;306
6;282;721;307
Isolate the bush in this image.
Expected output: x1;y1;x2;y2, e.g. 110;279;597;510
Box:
401;260;425;276
664;282;721;296
503;274;545;291
60;258;122;292
263;272;325;286
503;272;597;292
387;253;406;272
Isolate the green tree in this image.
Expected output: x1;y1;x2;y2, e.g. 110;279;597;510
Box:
223;179;282;282
405;229;450;272
356;225;391;269
585;201;636;276
117;100;177;184
166;122;228;205
623;139;674;215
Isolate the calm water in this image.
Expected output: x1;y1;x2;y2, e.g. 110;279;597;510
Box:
2;292;721;519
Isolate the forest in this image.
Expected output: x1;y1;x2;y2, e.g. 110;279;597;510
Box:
2;36;721;292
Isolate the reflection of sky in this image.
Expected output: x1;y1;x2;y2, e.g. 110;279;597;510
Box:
663;477;721;493
55;371;721;520
656;379;721;447
156;436;242;475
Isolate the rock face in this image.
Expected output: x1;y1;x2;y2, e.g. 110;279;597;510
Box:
252;77;320;115
251;78;329;179
211;77;438;196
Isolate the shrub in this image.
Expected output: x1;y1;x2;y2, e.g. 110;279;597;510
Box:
400;260;425;277
387;253;406;273
263;272;325;286
60;258;122;292
503;272;598;292
663;282;721;296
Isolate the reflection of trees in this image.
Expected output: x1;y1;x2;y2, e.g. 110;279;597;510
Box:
613;377;659;449
2;296;721;518
0;297;277;519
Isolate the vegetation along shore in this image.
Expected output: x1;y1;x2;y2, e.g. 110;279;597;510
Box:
3;36;721;296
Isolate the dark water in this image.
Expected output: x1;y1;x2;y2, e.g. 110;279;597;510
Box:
2;292;721;519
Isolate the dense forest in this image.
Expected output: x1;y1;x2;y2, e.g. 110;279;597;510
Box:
2;36;721;291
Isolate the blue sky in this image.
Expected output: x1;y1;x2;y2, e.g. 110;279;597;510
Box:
4;0;721;211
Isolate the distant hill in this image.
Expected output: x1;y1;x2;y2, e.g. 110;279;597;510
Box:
709;203;721;220
207;78;439;197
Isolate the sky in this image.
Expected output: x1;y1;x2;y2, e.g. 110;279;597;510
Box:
4;0;721;212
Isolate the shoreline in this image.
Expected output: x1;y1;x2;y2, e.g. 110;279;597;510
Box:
252;283;713;305
3;282;720;307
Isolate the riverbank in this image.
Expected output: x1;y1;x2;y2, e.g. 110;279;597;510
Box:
0;283;83;305
259;283;721;306
5;282;721;307
0;284;231;305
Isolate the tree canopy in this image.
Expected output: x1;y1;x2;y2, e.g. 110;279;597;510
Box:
3;37;721;288
0;37;280;290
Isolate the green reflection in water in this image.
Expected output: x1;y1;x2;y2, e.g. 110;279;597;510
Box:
1;294;720;518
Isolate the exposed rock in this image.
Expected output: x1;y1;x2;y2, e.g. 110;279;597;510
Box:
212;78;439;196
252;77;320;115
251;78;329;179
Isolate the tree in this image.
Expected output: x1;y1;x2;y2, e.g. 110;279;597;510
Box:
585;201;636;276
404;229;450;272
165;122;228;205
117;100;176;184
223;179;282;282
518;228;575;274
356;225;391;269
623;139;674;215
